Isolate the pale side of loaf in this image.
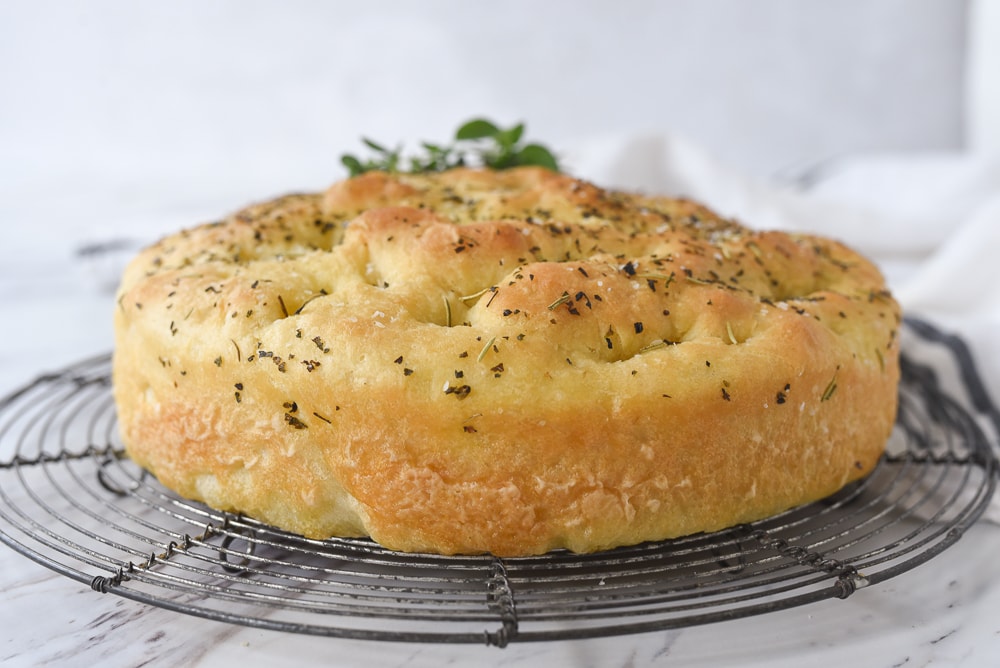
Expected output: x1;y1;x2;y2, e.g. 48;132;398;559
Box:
112;167;901;556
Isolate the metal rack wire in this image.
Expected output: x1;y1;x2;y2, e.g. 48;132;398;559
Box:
0;318;996;646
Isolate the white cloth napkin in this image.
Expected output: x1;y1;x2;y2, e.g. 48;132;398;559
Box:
571;133;1000;522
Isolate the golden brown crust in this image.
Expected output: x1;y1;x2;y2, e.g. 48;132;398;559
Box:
112;167;901;556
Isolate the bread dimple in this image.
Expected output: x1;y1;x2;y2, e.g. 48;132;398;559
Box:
113;167;901;556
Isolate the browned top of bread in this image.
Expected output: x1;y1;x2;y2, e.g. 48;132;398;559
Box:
113;167;901;556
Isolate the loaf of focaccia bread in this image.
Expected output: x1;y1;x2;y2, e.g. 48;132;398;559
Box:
112;167;901;556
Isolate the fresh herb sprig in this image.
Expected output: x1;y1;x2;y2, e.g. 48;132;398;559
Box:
340;119;559;176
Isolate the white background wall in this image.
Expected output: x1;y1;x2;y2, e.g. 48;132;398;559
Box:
1;0;993;257
968;0;1000;154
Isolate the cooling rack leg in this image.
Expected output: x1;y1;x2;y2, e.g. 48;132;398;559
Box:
484;557;518;647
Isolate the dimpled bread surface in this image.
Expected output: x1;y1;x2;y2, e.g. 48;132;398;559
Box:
112;167;901;556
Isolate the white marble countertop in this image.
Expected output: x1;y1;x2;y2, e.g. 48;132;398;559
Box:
0;520;999;668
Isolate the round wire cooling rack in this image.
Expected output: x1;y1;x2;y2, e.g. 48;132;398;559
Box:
0;318;997;647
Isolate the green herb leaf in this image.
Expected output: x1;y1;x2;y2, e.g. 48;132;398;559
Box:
342;118;560;175
497;123;524;148
362;137;390;153
455;118;501;140
340;154;365;176
514;144;559;170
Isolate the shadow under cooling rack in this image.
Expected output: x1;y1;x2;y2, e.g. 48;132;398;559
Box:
0;318;996;646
